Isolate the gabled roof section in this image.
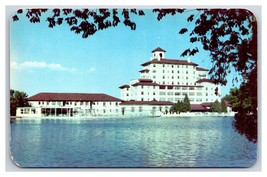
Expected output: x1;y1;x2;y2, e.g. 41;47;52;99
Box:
196;67;209;71
139;69;149;73
132;82;160;87
141;58;198;67
138;78;153;82
28;92;122;102
119;85;130;89
152;47;166;53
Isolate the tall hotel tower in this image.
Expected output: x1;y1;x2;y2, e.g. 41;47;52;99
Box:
119;47;221;104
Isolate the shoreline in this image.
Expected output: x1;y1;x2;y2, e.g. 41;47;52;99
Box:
10;112;235;120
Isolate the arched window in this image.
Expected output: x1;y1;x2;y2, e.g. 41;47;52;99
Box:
159;53;163;58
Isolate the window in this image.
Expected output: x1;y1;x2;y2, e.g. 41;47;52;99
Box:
116;102;118;106
38;101;41;105
186;65;188;68
153;64;156;67
163;64;165;67
206;93;208;96
139;106;143;112
197;92;202;96
103;102;106;106
110;102;112;105
167;92;173;96
131;107;135;112
172;76;174;79
175;92;180;96
172;70;174;73
159;92;166;95
172;65;174;68
178;71;180;73
186;71;188;74
163;76;165;79
141;86;144;89
163;70;165;73
159;53;163;58
152;70;156;73
153;92;155;95
126;93;129;96
189;92;195;96
182;87;187;90
189;87;195;90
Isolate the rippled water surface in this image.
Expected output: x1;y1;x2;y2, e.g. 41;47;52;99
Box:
10;117;257;167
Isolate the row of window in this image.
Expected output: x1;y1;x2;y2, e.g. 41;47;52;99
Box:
152;70;193;75
153;64;193;69
159;92;204;96
159;98;211;102
20;108;36;114
129;106;169;112
37;101;119;106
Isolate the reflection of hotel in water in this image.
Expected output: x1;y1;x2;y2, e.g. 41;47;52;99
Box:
16;47;225;117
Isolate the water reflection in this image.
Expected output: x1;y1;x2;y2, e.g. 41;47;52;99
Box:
10;117;257;167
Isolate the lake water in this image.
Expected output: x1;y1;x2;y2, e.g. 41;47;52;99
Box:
10;117;257;167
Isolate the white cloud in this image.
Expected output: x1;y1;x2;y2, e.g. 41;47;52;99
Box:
88;67;96;72
11;61;77;72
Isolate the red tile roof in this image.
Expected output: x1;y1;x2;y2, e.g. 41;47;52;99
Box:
191;104;208;111
138;78;153;82
120;100;173;106
132;82;160;87
139;69;149;73
196;67;209;71
141;58;198;67
151;47;166;53
201;102;213;107
119;85;130;89
28;92;122;102
195;79;215;84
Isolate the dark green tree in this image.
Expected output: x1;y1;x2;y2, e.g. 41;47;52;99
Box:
12;8;258;142
211;100;222;113
169;104;177;114
10;89;29;116
221;100;228;113
176;100;184;114
224;86;257;143
182;94;191;112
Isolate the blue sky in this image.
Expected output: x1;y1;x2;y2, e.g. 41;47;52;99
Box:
10;9;236;98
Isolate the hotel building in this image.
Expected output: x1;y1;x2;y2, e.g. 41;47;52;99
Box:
16;47;225;118
119;47;221;104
